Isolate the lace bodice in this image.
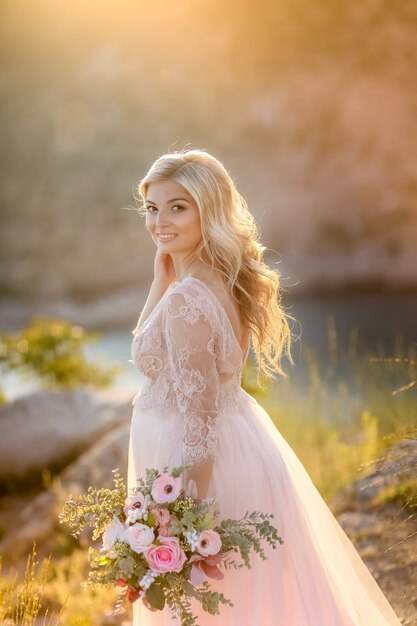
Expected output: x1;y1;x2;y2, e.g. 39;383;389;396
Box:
130;277;249;467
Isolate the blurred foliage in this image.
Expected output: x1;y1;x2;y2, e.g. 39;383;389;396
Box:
372;478;417;511
1;0;417;304
0;318;122;399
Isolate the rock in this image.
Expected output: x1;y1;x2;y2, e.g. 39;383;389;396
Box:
338;438;417;504
61;421;130;491
0;421;130;557
0;389;132;482
337;511;381;535
330;439;417;626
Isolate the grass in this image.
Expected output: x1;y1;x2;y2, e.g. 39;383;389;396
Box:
0;547;121;625
0;320;415;624
0;546;57;625
253;322;417;501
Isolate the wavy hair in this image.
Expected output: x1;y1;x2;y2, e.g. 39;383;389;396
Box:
135;148;298;384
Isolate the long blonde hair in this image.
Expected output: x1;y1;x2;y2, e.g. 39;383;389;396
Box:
135;148;298;383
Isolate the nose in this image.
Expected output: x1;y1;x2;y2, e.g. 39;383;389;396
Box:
155;211;171;227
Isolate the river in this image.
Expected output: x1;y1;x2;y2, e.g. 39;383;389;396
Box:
3;292;417;401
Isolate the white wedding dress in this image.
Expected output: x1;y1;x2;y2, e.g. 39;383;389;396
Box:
128;276;403;625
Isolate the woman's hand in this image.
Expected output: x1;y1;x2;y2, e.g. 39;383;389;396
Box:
183;458;214;501
153;248;177;288
135;249;177;332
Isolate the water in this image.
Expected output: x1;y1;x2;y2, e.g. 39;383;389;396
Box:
288;292;417;350
3;293;417;401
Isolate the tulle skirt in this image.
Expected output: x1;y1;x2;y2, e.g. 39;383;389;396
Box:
127;388;402;625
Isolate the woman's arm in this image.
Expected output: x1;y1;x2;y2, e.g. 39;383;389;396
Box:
163;290;220;501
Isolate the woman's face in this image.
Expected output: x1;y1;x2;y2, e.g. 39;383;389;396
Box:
145;179;202;254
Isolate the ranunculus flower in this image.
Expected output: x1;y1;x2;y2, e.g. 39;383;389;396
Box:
189;554;225;586
124;492;150;516
157;523;172;537
156;511;178;537
151;472;182;504
101;516;126;552
153;507;171;527
145;536;187;574
196;530;222;556
124;522;155;554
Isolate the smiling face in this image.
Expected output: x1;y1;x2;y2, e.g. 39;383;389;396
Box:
145;179;203;255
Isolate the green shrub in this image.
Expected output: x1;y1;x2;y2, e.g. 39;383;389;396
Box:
0;318;122;398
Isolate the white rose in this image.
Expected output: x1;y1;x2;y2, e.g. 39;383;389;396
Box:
124;522;155;554
101;516;126;552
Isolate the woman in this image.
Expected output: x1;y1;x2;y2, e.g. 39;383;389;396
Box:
128;149;402;625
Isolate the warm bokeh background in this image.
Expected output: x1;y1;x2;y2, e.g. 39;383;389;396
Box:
1;0;416;335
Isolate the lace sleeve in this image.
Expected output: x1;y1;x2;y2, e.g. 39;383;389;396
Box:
163;290;220;467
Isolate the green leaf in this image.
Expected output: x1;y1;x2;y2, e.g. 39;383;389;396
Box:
147;511;156;527
119;556;136;576
195;510;215;531
146;583;166;610
180;579;194;594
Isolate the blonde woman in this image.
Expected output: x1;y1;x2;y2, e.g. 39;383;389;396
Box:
128;149;402;625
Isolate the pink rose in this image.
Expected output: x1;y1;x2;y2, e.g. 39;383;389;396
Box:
124;522;155;554
196;530;222;556
151;472;182;504
145;536;187;574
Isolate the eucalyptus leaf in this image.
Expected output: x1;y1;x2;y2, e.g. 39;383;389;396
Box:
146;583;166;610
119;556;135;576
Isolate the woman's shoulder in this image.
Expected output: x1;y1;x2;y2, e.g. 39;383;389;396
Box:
163;277;222;328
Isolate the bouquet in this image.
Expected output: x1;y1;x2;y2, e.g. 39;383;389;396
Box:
59;465;283;625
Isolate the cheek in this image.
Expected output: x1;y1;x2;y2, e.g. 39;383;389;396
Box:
145;216;155;232
194;224;203;242
186;213;202;239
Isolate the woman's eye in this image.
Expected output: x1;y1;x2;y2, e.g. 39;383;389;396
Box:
145;205;184;213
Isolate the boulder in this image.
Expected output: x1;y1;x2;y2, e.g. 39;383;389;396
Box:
0;388;132;483
349;438;417;503
337;511;381;535
0;421;130;557
61;421;130;492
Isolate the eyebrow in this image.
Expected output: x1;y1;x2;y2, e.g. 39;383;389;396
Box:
145;197;190;205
